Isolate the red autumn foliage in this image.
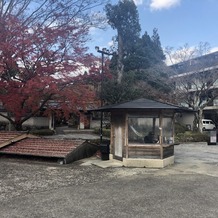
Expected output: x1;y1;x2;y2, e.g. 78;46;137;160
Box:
0;1;104;130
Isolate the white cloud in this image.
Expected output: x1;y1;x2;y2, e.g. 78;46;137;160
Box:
89;27;98;35
210;47;218;53
133;0;144;6
150;0;181;11
164;46;196;65
165;45;218;66
108;41;114;47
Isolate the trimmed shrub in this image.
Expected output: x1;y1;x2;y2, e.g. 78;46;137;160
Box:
175;122;189;134
175;131;209;143
30;129;55;136
93;128;111;138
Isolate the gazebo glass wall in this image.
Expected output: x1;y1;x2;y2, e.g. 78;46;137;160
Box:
162;117;174;144
128;115;174;145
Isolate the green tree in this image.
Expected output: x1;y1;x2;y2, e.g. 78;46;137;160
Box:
104;0;169;105
102;72;141;104
123;30;165;72
105;0;141;83
135;64;173;101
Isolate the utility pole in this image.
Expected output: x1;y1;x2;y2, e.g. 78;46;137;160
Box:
95;46;113;143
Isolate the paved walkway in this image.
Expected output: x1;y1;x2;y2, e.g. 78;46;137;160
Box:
47;126;101;140
0;140;218;217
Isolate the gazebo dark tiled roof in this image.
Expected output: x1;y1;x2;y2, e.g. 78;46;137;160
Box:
95;98;187;111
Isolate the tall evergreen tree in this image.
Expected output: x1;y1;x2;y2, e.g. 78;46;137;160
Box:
123;30;165;72
105;0;141;83
103;0;170;105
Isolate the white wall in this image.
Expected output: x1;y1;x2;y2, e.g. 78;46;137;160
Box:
23;117;49;127
0;114;49;128
176;112;195;130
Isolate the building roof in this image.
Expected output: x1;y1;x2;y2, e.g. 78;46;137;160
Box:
0;132;96;164
94;98;187;112
0;132;23;144
0;138;84;158
170;51;218;75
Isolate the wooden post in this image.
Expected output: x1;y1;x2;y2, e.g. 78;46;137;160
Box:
159;113;163;144
159;113;163;159
153;118;156;135
172;114;175;143
125;114;129;158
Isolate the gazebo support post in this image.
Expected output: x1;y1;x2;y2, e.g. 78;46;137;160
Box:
159;113;164;159
125;115;129;158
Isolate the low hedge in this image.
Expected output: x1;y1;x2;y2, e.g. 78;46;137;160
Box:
175;122;187;134
175;131;209;143
29;129;55;136
93;128;111;138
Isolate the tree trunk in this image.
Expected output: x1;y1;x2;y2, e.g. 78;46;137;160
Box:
117;32;124;84
198;109;204;133
13;122;23;131
193;109;203;132
193;111;199;132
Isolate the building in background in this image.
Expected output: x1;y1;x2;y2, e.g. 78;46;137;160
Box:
170;51;218;129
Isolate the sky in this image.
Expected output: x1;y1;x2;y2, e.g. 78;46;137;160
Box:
89;0;218;57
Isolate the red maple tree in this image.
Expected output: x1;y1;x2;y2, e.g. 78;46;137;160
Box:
0;0;105;130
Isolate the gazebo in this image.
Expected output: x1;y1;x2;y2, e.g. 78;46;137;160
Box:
97;98;187;168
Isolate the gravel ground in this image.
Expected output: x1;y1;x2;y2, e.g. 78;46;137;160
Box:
0;142;218;218
0;158;115;201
